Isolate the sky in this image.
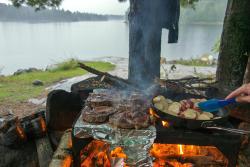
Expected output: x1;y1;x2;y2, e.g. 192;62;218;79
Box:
0;0;129;15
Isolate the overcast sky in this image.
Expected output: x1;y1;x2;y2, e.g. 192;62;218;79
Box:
0;0;129;14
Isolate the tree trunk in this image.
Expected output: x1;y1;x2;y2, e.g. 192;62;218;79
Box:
216;0;250;92
243;54;250;84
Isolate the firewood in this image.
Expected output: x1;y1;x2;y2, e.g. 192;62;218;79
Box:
0;123;27;146
155;77;217;97
35;135;53;167
78;62;139;91
49;129;72;167
166;155;226;166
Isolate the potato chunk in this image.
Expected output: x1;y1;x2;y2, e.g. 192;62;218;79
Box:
153;95;165;103
154;102;164;111
181;109;197;119
197;114;211;120
168;102;181;114
202;112;214;119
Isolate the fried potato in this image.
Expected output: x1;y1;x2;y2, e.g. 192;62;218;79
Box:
167;110;178;116
181;109;197;119
168;102;181;114
153;95;166;103
197;114;211;120
202;112;214;119
166;99;173;104
154;102;164;111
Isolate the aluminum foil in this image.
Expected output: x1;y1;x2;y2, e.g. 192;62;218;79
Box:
74;115;156;167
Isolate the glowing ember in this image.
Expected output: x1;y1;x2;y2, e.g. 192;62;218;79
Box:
62;156;72;167
161;120;170;128
150;144;228;167
81;140;110;167
178;145;184;155
81;141;228;167
40;117;47;132
111;147;127;159
16;125;26;139
149;108;159;118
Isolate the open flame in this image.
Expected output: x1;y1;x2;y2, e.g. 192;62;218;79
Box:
178;145;184;155
81;140;128;167
151;144;228;167
81;139;228;167
161;120;170;128
149;108;159;118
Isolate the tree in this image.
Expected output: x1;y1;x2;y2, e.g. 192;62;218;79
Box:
216;0;250;92
243;54;250;84
10;0;61;10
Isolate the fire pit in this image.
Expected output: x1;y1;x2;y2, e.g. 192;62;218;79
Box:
71;87;241;167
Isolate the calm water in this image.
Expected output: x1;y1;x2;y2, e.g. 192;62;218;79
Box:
0;21;222;75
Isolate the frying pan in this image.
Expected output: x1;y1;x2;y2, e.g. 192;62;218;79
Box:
151;98;250;134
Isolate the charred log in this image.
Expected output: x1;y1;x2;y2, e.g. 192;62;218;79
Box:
78;62;139;91
166;155;226;166
49;130;72;167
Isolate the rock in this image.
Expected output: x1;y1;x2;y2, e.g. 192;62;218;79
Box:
28;98;47;106
32;80;44;86
14;68;42;75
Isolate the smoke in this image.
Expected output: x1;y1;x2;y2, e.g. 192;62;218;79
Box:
128;0;180;92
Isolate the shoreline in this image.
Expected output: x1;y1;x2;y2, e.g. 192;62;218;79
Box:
0;56;217;117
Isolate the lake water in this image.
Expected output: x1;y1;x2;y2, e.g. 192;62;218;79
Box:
0;21;222;75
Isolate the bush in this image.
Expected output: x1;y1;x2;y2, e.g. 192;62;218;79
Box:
49;59;79;72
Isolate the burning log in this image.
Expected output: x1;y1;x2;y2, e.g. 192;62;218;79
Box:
165;155;226;167
49;129;73;167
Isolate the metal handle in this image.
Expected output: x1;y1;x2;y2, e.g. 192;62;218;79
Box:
201;121;250;134
205;126;250;135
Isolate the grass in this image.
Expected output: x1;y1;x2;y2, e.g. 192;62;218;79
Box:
0;59;115;103
170;58;215;67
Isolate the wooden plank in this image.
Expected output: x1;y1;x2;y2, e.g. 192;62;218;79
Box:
35;135;53;167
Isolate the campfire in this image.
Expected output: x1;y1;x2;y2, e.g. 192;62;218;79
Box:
78;140;228;167
69;63;242;167
151;144;227;167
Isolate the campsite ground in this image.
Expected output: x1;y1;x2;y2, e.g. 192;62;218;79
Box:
0;57;216;117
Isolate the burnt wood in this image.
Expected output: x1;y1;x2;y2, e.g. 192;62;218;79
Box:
78;62;140;91
46;90;82;131
35;135;53;167
49;130;72;167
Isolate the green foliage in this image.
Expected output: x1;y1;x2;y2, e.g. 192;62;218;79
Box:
49;59;80;72
172;58;214;67
0;60;115;103
211;38;221;53
0;3;112;22
180;0;227;24
10;0;62;10
180;0;199;9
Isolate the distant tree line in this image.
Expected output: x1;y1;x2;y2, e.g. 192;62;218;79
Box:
0;3;123;22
